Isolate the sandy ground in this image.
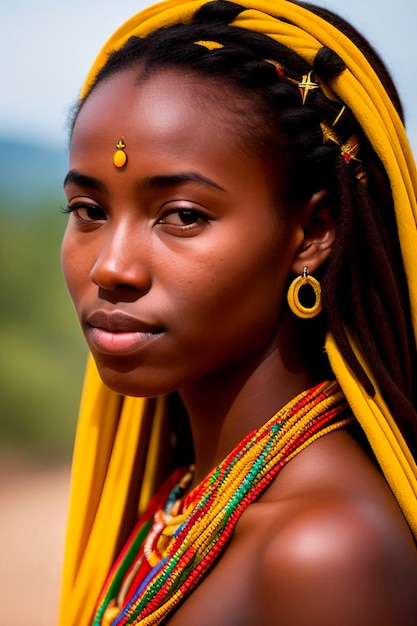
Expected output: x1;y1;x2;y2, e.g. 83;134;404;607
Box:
0;458;71;626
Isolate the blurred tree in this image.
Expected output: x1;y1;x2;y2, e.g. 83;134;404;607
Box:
0;189;86;459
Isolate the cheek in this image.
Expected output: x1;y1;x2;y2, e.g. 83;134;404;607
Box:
178;238;286;345
61;228;88;304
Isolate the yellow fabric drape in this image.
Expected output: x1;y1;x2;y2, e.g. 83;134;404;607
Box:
59;357;171;625
59;2;417;625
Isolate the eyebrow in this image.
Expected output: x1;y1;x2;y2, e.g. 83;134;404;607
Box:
141;172;225;192
63;169;225;192
63;170;105;191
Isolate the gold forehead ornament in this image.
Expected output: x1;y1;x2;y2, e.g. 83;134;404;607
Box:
113;138;127;168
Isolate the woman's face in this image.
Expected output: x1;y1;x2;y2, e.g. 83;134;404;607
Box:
62;68;303;397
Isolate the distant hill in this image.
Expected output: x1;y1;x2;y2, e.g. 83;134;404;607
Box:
0;137;68;209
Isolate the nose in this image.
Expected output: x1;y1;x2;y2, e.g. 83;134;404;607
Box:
89;221;151;293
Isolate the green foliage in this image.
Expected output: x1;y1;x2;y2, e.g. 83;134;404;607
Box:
0;193;86;459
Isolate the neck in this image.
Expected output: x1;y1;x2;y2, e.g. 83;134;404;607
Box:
179;340;320;486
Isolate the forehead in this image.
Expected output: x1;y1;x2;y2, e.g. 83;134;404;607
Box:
72;67;245;153
69;67;290;207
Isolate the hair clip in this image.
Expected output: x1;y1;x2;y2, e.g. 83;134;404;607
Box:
340;135;366;182
265;58;284;77
113;138;127;168
265;62;366;183
298;71;320;105
321;118;366;183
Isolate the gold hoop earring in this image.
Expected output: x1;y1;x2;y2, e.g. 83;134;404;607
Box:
287;267;322;319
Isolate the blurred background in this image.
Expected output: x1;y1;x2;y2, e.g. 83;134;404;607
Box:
0;1;416;624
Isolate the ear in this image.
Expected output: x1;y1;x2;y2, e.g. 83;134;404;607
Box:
290;190;336;276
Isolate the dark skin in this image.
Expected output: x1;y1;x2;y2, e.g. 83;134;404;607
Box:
168;429;417;625
62;67;417;624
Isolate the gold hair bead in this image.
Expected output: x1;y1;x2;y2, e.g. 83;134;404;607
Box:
113;138;127;168
194;40;224;50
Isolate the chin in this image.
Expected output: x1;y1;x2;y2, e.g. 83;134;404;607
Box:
96;362;176;398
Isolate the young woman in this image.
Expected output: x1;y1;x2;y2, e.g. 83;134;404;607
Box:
59;1;417;624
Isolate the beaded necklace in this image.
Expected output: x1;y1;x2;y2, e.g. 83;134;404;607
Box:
95;381;352;626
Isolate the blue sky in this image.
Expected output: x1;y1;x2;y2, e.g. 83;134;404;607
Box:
1;0;416;152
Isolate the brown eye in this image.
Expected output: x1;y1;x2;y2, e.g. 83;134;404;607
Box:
162;210;202;226
63;202;106;223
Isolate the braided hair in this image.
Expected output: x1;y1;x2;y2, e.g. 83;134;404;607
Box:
72;0;417;454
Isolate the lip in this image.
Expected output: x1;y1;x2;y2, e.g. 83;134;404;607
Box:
85;310;165;355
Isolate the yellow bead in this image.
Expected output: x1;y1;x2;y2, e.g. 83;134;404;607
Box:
113;149;127;168
102;606;120;626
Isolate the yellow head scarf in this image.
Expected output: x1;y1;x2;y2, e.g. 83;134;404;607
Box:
59;2;417;624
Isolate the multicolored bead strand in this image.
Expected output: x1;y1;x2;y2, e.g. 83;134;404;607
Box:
94;381;352;625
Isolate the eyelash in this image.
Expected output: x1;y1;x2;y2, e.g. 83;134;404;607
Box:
158;209;208;227
61;203;106;223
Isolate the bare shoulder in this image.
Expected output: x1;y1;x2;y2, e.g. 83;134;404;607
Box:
252;495;417;625
251;432;417;626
